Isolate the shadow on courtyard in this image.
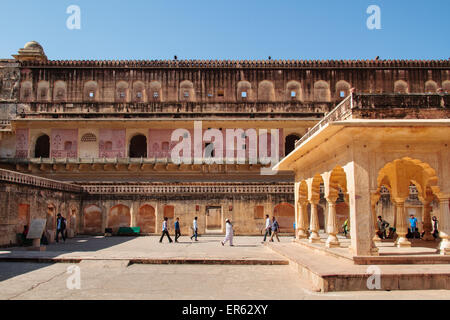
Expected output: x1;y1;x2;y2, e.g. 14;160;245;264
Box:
0;236;138;282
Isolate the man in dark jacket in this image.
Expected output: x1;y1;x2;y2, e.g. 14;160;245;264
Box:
55;213;67;243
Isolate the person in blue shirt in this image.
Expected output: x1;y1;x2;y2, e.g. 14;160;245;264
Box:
174;217;181;243
409;214;418;236
55;213;66;243
269;216;280;242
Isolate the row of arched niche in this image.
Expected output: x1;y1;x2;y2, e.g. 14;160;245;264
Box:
20;79;449;103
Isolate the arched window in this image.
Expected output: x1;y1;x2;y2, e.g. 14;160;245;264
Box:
285;134;301;156
286;81;302;101
133;81;146;102
149;81;162;101
35;134;50;158
314;81;331;102
53;80;67;101
84;81;98;101
37;81;49;101
443;80;450;93
335;80;351;99
20;81;33;101
425;80;438;93
237;81;252;101
81;133;97;142
394;80;408;93
180;80;195;102
258;80;275;102
116;81;129;102
129;135;147;158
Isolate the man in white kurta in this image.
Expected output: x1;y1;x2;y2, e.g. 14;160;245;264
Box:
221;219;234;246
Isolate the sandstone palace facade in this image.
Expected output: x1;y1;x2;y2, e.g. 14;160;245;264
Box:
0;41;449;255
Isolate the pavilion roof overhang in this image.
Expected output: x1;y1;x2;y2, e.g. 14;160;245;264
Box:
273;119;450;172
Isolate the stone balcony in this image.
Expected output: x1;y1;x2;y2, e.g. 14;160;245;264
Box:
296;93;449;148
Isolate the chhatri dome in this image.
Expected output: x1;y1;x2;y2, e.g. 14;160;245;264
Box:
13;41;47;62
24;41;44;53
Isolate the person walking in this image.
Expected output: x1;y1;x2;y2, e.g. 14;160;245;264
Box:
432;216;439;239
261;215;272;243
190;217;199;241
342;219;349;237
377;216;390;239
221;219;234;246
174;217;181;243
269;216;280;242
159;217;173;243
55;213;66;243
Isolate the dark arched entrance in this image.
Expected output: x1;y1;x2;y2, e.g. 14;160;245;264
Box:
35;135;50;158
129;135;147;158
285;134;301;156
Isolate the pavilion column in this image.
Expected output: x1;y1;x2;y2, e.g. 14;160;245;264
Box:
325;195;340;248
345;154;378;256
437;196;450;255
309;199;321;243
297;200;309;239
421;197;434;241
393;198;411;248
371;192;382;242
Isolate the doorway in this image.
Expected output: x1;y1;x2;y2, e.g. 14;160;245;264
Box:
206;206;222;233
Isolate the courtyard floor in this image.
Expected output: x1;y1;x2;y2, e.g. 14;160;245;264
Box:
0;235;449;300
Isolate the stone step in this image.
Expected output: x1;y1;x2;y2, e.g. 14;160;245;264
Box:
266;242;450;292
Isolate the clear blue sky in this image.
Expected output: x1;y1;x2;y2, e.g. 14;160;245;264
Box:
1;0;449;60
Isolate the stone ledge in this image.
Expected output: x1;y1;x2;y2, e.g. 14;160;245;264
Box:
266;242;450;292
0;256;288;266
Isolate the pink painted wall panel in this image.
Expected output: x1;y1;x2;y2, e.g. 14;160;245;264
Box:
51;129;78;158
99;129;126;158
148;128;284;161
15;128;29;158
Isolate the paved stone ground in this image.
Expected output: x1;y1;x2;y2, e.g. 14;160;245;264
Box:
0;236;449;300
0;262;449;300
0;235;288;261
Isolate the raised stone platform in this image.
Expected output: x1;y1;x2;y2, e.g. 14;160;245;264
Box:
266;241;450;292
294;234;449;265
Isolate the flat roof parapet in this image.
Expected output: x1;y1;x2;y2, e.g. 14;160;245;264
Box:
20;59;450;69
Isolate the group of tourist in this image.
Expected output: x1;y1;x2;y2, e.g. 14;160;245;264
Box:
376;214;439;240
261;215;281;243
35;211;440;246
159;215;284;246
159;216;235;246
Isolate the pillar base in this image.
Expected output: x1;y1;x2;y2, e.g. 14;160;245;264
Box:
373;234;382;242
397;237;412;248
422;233;435;241
297;230;308;239
309;232;321;243
439;240;450;256
370;247;380;256
325;235;340;248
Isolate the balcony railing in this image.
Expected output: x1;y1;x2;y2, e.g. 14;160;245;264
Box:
82;183;294;195
0;168;293;195
0;168;84;193
295;94;353;148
